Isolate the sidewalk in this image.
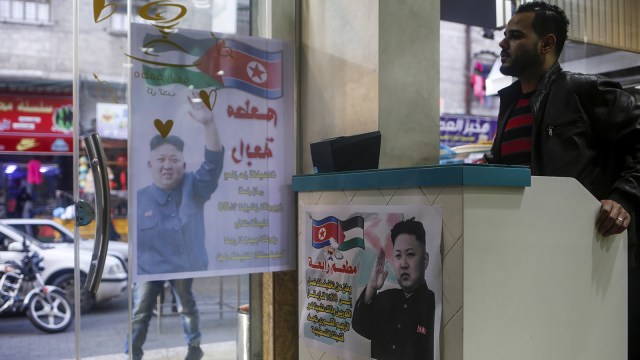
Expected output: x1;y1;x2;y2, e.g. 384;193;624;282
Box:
62;341;237;360
0;276;247;359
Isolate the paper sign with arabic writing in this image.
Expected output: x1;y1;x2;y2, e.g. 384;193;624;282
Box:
129;23;294;280
300;205;442;360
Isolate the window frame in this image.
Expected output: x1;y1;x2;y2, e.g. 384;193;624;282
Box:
0;0;52;25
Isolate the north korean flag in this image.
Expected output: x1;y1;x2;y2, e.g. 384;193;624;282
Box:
196;39;283;99
311;216;339;249
311;216;365;251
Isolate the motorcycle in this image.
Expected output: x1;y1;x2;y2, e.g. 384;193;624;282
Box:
0;237;73;333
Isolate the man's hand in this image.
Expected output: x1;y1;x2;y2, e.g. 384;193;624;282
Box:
187;92;215;126
595;199;630;236
186;91;222;151
364;248;388;303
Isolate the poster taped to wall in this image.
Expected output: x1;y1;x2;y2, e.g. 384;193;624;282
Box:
129;23;294;281
300;205;442;360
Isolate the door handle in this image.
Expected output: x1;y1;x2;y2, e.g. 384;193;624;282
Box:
82;133;111;295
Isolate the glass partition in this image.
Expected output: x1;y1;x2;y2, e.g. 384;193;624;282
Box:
439;0;640;164
71;0;295;359
0;0;298;356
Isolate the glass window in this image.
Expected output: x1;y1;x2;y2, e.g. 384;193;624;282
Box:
0;1;8;17
440;0;640;164
109;11;127;34
0;0;50;23
8;224;66;244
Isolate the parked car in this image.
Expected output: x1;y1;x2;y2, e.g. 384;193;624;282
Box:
0;223;127;312
0;218;128;270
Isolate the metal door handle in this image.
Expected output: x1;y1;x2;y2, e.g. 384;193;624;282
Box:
82;133;111;295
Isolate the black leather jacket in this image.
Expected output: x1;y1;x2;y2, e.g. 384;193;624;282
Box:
485;62;640;213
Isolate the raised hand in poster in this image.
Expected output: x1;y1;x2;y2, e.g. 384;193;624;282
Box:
136;93;225;275
363;247;388;302
186;92;223;152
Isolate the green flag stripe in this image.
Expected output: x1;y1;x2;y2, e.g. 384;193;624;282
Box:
337;237;365;251
142;34;213;57
141;65;220;89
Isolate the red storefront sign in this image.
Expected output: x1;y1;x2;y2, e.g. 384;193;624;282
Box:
0;95;73;154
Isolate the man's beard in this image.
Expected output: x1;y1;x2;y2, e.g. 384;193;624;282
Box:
500;47;543;77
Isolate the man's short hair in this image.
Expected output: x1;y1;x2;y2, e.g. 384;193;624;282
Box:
149;135;184;152
516;1;570;57
390;217;426;247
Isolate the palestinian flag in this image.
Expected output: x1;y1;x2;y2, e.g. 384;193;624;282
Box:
311;216;365;251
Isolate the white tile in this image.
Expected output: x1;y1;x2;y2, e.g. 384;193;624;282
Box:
442;309;463;360
380;188;397;203
421;186;443;205
387;187;433;205
349;189;388;205
344;189;358;203
434;188;463;245
442;222;461;257
298;192;319;206
316;190;351;205
442;241;463;326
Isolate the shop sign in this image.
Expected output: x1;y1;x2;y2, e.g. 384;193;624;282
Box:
0;95;73;154
440;114;497;147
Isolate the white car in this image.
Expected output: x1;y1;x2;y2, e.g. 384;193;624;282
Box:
0;223;128;312
0;218;129;269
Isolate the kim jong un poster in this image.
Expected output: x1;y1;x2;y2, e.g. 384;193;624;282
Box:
300;205;443;360
129;23;294;280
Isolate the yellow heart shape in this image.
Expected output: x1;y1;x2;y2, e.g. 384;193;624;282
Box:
199;89;218;111
154;119;174;138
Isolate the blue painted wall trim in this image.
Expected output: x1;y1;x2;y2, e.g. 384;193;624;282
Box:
291;164;530;192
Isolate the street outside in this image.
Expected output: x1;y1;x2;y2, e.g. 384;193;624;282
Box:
0;276;248;359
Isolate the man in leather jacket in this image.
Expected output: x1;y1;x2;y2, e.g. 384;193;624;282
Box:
483;2;640;357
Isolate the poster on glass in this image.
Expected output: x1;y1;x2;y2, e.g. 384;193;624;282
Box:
129;23;294;281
